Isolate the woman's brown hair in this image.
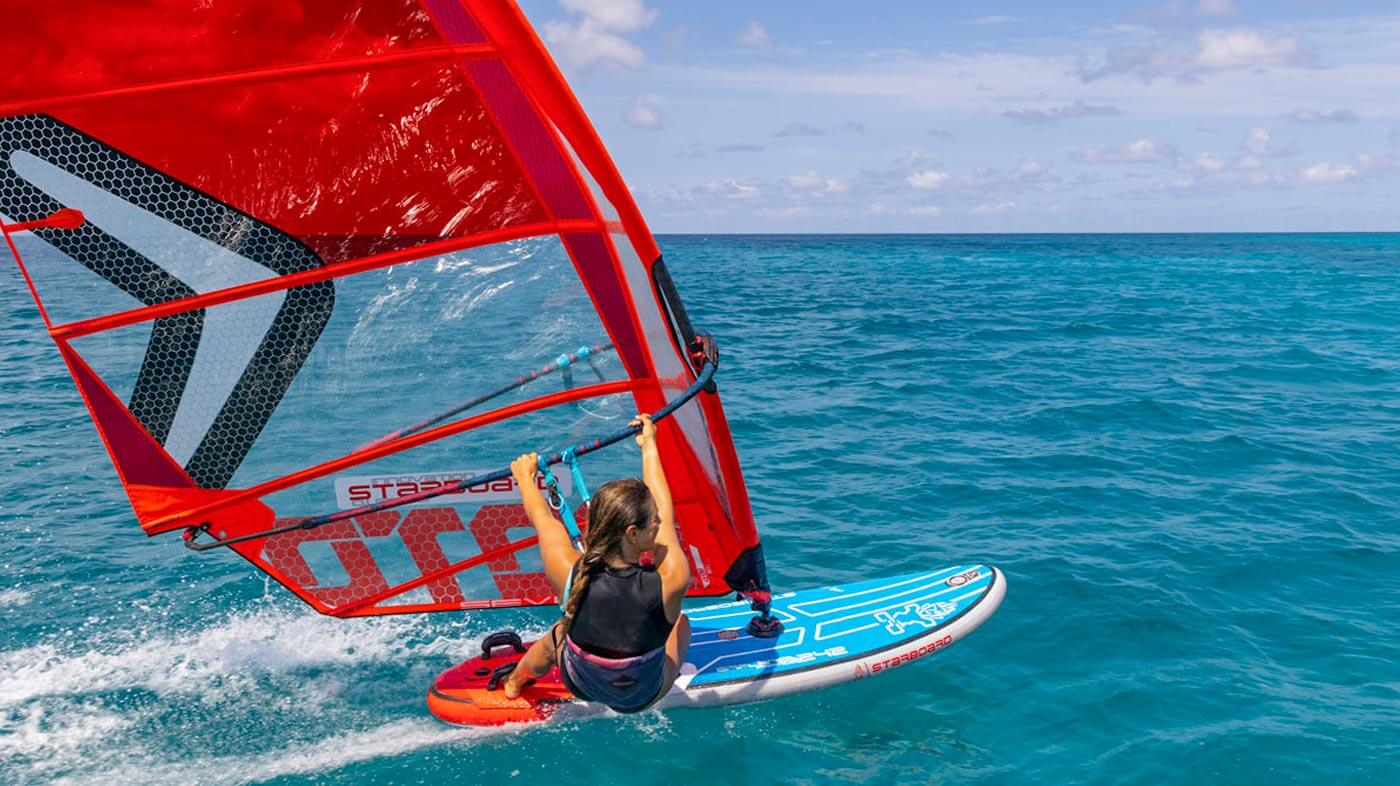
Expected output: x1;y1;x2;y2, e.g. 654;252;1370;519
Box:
559;477;656;637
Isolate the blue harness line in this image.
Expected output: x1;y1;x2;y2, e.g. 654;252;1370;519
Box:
562;447;592;507
537;457;584;552
538;449;592;554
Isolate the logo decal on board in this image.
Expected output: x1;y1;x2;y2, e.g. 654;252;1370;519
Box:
945;569;982;587
869;635;954;674
874;601;959;635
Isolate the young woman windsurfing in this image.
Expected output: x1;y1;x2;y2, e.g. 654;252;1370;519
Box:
501;414;692;713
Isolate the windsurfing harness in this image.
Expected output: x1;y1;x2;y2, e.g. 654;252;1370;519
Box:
0;0;774;618
560;638;666;714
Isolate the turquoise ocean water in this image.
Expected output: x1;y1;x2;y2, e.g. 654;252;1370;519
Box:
2;234;1398;784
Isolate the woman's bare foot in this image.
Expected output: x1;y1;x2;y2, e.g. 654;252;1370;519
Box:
502;669;534;699
501;623;560;699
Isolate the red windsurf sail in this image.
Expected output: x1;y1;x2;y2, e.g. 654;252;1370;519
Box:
0;0;768;616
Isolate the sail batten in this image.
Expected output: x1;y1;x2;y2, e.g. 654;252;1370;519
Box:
142;377;645;536
49;218;609;340
0;44;502;118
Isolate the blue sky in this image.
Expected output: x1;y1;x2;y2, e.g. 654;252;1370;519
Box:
516;1;1400;233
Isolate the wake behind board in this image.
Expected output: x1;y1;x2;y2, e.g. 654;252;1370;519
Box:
428;564;1005;726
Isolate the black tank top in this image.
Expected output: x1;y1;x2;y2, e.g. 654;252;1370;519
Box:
569;564;674;659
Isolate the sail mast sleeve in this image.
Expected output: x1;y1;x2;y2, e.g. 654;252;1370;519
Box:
462;2;663;263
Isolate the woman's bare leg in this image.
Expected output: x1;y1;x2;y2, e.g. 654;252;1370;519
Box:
648;613;690;708
504;621;562;699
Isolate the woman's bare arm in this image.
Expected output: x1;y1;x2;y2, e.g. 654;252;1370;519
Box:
634;415;689;618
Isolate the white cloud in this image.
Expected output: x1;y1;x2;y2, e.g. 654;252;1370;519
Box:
1294;154;1388;185
1004;101;1123;125
704;179;762;200
1243;127;1270;154
908;206;943;216
1285;107;1357;124
1192;153;1226;170
643;167;862;223
1078;47;1182;83
545;0;658;70
737;20;772;47
786;171;848;194
1204;154;1387;189
1080;27;1316;82
971;201;1017;214
1186;153;1226;171
1071;138;1175;164
1194;28;1312;70
906;170;950;189
1242;127;1297;157
1300;162;1358;184
544;21;645;69
623;95;663;129
560;0;657;31
1115;142;1159;158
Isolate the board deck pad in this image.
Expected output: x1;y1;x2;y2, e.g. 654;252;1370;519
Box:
428;564;1005;725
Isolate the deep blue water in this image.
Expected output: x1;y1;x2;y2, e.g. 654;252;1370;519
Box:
2;234;1399;784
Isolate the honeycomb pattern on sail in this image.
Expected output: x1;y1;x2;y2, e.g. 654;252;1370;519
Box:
0;114;334;489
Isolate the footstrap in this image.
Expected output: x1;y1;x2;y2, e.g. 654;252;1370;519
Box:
486;662;517;692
